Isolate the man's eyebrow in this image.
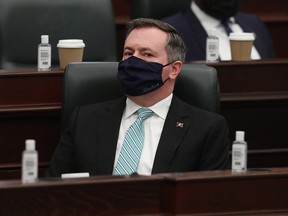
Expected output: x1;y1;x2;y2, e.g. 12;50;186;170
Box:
140;47;153;52
123;47;133;51
124;46;154;52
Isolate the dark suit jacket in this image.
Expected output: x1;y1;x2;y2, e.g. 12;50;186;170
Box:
46;96;230;177
162;9;276;62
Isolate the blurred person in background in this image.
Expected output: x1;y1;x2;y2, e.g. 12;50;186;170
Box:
163;0;276;61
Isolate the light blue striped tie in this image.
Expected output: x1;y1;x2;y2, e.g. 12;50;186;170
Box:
113;108;153;175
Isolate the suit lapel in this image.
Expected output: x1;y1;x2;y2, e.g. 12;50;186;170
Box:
95;97;126;174
152;96;191;173
93;96;193;174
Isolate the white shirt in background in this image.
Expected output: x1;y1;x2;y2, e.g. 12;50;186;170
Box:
191;1;260;60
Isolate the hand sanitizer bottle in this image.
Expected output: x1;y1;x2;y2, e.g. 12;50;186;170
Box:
22;139;38;183
38;35;51;71
206;29;219;62
232;131;247;173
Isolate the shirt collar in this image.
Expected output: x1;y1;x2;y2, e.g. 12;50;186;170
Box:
230;17;236;24
123;94;173;120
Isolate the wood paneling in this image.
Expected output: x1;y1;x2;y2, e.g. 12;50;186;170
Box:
0;69;62;179
1;59;288;179
161;168;288;215
205;59;288;168
1;168;288;215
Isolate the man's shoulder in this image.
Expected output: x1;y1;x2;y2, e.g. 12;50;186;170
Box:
172;96;224;120
235;11;261;23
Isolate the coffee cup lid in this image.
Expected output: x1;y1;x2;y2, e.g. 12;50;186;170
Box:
57;39;85;48
229;32;255;41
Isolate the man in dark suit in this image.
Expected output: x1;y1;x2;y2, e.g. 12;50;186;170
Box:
46;18;230;177
162;0;276;62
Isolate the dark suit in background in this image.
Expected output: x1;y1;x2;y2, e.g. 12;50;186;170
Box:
163;9;276;62
46;96;230;177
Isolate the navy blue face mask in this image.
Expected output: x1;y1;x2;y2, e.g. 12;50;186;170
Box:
117;56;172;96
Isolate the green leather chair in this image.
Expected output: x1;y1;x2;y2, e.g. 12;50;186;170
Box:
61;61;219;132
0;0;117;69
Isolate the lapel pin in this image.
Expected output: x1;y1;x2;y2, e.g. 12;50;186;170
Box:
176;122;184;128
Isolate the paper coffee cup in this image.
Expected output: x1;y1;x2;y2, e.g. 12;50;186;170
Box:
229;33;255;61
57;39;85;69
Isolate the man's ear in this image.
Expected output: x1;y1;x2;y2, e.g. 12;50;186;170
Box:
169;61;183;80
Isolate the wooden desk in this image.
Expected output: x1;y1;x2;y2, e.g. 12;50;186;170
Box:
160;167;288;215
0;59;288;179
0;175;164;216
0;69;62;179
206;59;288;93
205;59;288;168
1;168;288;215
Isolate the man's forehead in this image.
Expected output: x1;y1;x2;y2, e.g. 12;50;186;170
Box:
126;28;167;45
129;26;167;37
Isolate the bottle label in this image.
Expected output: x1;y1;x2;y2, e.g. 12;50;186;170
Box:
38;46;51;70
22;154;38;183
25;157;36;173
206;38;219;62
232;144;247;172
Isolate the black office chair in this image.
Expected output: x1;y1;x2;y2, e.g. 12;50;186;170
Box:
0;0;117;69
129;0;192;20
61;62;220;132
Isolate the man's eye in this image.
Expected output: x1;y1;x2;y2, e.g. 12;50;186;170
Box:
144;53;153;57
124;52;132;57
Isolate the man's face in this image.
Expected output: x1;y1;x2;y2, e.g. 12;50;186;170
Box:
123;27;171;80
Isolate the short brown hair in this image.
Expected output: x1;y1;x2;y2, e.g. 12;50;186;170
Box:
125;18;186;62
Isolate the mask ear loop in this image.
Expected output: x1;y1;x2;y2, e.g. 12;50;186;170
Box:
162;61;176;83
163;61;175;67
163;77;170;83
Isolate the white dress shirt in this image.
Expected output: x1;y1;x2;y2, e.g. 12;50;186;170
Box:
191;1;260;60
114;94;173;175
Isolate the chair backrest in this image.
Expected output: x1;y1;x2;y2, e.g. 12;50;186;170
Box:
0;0;117;69
129;0;192;20
61;62;220;131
